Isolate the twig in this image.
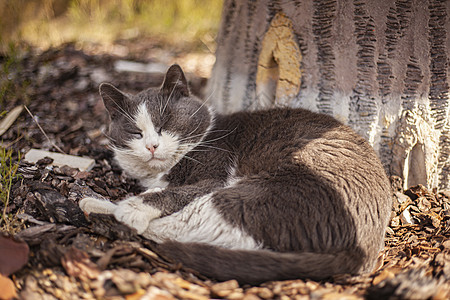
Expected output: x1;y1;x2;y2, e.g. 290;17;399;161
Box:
0;133;24;149
24;105;66;154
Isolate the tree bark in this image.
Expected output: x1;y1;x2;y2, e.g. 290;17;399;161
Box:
206;0;450;189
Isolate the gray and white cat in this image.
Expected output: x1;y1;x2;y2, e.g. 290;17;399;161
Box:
80;64;392;284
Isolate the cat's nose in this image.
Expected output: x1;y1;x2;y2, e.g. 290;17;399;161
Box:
146;143;159;155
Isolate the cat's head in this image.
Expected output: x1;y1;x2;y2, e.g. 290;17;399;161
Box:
100;64;214;179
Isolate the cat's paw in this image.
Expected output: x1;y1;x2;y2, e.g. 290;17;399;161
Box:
113;196;162;234
79;197;117;215
144;187;164;194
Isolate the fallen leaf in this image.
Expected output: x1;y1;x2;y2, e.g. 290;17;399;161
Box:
0;234;29;276
0;274;17;300
0;105;23;136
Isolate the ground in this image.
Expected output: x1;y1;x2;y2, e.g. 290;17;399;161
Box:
0;42;449;299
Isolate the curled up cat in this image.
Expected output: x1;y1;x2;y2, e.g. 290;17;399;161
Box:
79;64;393;285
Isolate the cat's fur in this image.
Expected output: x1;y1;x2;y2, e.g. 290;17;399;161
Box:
80;64;392;284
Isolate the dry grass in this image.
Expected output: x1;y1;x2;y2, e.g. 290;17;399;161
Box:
0;147;22;233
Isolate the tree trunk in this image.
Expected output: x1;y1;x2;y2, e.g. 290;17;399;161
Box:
206;0;450;189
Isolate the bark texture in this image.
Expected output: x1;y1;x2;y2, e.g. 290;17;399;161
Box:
207;0;450;189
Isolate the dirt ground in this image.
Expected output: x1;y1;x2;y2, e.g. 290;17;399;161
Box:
0;42;449;299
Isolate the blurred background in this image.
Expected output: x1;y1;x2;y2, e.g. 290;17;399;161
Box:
0;0;223;50
0;0;223;75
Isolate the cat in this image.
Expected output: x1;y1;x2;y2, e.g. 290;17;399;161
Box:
80;64;392;284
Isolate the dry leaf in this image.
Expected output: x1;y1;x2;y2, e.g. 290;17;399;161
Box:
0;274;17;300
0;105;23;136
0;234;29;276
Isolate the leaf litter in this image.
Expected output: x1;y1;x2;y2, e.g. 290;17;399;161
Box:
0;43;449;299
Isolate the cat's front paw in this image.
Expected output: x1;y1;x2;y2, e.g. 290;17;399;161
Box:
79;197;117;215
113;196;162;234
145;187;164;194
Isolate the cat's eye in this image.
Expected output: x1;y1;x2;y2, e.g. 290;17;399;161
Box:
158;117;170;135
129;131;143;139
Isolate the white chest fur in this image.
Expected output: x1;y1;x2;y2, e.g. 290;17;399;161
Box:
140;172;169;189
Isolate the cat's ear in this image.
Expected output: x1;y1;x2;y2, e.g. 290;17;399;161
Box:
161;64;189;97
99;83;129;119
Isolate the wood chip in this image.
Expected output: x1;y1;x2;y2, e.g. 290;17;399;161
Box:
372;267;403;286
442;240;450;249
61;247;100;281
136;247;159;259
242;294;262;300
246;287;274;299
140;286;176;300
211;279;240;297
24;149;95;172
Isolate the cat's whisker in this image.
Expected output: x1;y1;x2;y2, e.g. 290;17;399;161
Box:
104;93;136;125
184;122;203;140
161;78;180;117
180;154;205;166
195;144;232;153
187;146;231;154
177;129;233;143
195;127;238;145
108;144;127;154
183;149;211;153
110;143;144;157
110;145;129;154
180;140;231;153
189;88;215;119
158;95;163;116
178;134;208;144
101;130;120;144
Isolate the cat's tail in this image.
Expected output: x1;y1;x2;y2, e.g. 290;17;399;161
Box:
156;241;367;285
